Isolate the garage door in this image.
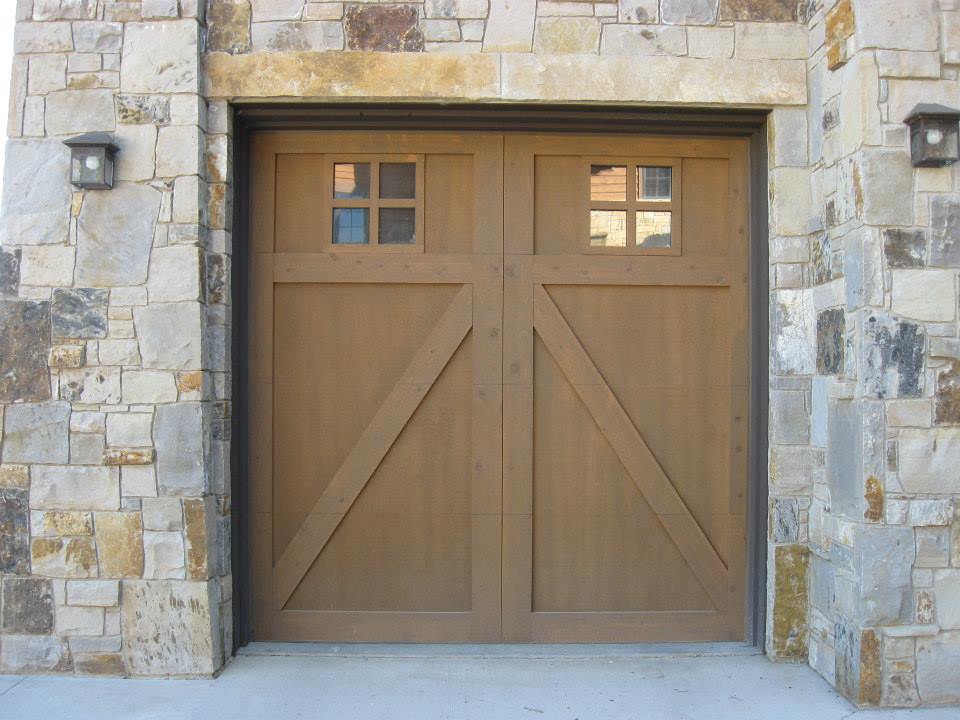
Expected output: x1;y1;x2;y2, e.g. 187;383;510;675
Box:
248;132;749;643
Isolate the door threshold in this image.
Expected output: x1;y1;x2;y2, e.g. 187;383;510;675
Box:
239;642;760;660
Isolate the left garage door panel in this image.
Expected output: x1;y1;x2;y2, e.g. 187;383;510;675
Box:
248;133;504;642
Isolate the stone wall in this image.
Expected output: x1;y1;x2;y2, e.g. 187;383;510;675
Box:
0;0;958;709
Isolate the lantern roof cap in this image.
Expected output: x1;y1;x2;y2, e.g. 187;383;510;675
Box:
905;104;960;123
63;132;119;152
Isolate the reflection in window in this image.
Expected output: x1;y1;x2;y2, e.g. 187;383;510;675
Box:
333;208;369;244
636;211;671;248
590;165;627;202
379;208;416;244
380;163;416;199
334;163;371;199
590;210;627;247
639;167;672;201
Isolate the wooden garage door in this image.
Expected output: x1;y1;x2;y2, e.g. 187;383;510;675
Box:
248;131;749;643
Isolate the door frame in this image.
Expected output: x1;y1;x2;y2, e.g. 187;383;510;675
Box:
230;104;770;651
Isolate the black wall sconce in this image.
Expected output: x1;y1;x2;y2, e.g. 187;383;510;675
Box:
64;133;119;189
904;104;960;168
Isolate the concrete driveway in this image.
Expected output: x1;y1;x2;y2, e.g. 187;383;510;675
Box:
0;644;956;719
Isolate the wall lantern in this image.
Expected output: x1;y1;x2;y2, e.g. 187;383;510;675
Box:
904;104;960;168
63;133;119;189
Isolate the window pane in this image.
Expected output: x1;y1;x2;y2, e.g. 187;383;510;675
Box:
638;166;672;201
636;211;671;248
334;162;371;199
590;165;626;202
379;208;416;245
333;208;369;244
590;210;627;247
380;163;416;199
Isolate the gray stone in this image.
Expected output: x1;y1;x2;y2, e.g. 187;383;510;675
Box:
857;525;914;625
30;465;119;511
155;403;207;495
0;139;72;246
857;149;914;226
44;89;116;136
116;94;171;125
72;21;123;53
0;248;21;296
76;183;161;287
1;578;54;634
809;555;835;615
252;21;343;52
861;312;924;399
0;634;70;673
0;300;51;403
828;400;865;522
121;21;200;94
59;367;121;404
122;580;220;675
929;196;960;267
810;234;833;285
915;528;949;567
772;497;799;542
843;227;883;310
772;289;815;375
601;26;688;55
134;302;203;370
661;0;718;25
883;229;925;269
816;308;844;375
899;428;960;494
2;402;70;464
0;489;30;575
916;631;960;705
51;288;108;339
770;390;809;445
33;0;97;20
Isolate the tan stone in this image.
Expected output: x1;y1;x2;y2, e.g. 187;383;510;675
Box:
95;512;144;578
48;344;85;369
772;544;809;659
205;51;500;100
74;653;126;676
825;0;855;70
103;448;156;466
36;511;94;536
184;497;214;580
177;371;204;395
533;18;600;54
31;536;98;578
0;464;29;490
207;0;252;55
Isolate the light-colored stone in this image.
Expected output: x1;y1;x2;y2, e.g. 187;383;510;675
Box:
14;22;73;53
839;52;881;155
601;25;686;55
121;370;179;403
534;18;599;53
891;270;955;322
251;21;343;52
916;631;960;704
121;465;158;498
156;125;201;178
76;183;161;287
899;428;960;494
934;571;960;629
771;167;816;236
734;23;807;60
251;0;304;20
29;54;67;94
0;464;30;490
98;339;141;366
853;0;939;52
106;413;153;447
483;0;536;52
121;21;200;94
425;0;488;17
147;246;202;302
60;366;122;404
30;536;98;578
875;50;942;78
661;0;717;25
0;635;68;673
910;499;955;527
30;465;119;511
114;124;157;182
122;580;220;675
70;432;104;465
144;531;186;579
135;303;204;370
686;26;733;58
887;399;931;427
72;21;123;53
173;175;202;224
2;401;70;464
44;89;115;135
67;580;119;607
154;403;206;495
142;497;183;532
769;446;819;495
56;605;103;636
70;411;104;434
142;0;180;18
19;245;75;287
0;139;72;246
772;289;815;375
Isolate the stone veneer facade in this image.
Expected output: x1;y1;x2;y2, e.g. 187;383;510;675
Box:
0;0;957;708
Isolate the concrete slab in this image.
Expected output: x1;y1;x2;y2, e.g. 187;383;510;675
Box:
0;675;25;696
1;651;957;719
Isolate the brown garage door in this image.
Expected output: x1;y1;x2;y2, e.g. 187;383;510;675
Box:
248;131;749;643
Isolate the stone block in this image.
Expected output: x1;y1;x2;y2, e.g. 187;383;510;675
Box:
19;245;75;286
0;489;30;574
31;536;98;578
719;0;795;21
891;270;955;322
0;139;72;246
0;635;70;673
916;631;960;704
60;367;122;404
816;308;844;375
876;50;942;79
344;5;422;51
735;22;806;60
426;0;488;18
686;26;733;58
31;510;93;537
51;288;108;339
0;248;20;297
208;0;252;54
56;605;103;636
422;19;460;42
853;0;939;52
122;580;220;675
771;288;814;375
70;411;105;434
76;183;161;287
155;403;206;495
769;446;820;495
661;0;717;24
1;579;54;635
771;497;799;542
144;531;186;579
147;246;202;302
142;0;180;18
135;302;203;370
95;512;144;578
534;18;599;53
828;399;866;521
173;175;202;224
72;21;123;53
770;390;809;445
116;94;171;125
184;496;216;580
99;339;141;366
770;108;807;167
900;428;960;494
771;167;815;236
929;197;960;268
28;54;67;94
2;401;70;464
882;229;925;269
114;124;157;183
121;370;179;403
143;498;183;532
121;466;158;498
483;0;535;52
601;25;687;56
858;525;915;625
618;0;658;23
916;528;950;567
30;465;119;511
856;149;914;226
935;360;960;425
772;544;809;658
106;413;153;448
44;89;116;136
104;448;156;466
810;554;835;615
887;399;931;428
14;21;74;52
0;464;29;490
0;300;51;403
70;432;105;465
49;344;85;369
933;571;960;629
121;21;200;94
251;0;303;20
861;313;924;399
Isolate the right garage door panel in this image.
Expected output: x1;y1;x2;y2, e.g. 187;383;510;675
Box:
503;136;749;642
